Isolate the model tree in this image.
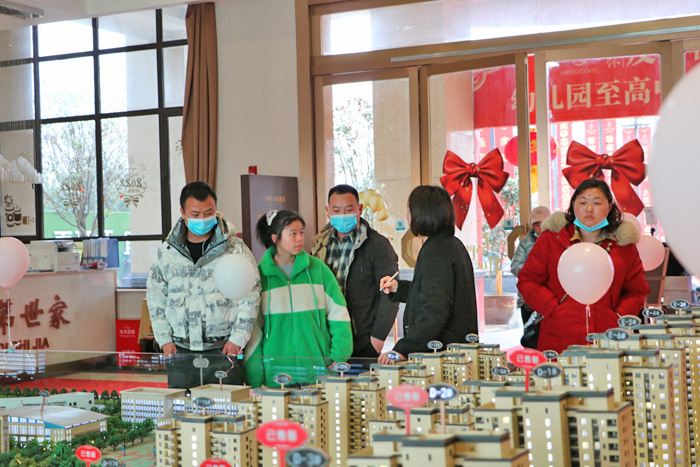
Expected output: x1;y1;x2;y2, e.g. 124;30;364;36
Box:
53;442;81;467
135;419;155;442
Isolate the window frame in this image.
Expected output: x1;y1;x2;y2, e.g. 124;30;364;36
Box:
0;9;186;243
298;0;700;229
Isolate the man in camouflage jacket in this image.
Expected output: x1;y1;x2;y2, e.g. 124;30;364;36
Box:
147;182;261;387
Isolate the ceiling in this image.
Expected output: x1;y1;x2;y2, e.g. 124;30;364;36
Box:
0;0;208;30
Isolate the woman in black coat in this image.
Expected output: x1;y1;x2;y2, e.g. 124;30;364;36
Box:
378;185;478;362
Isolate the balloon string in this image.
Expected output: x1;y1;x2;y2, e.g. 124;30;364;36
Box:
5;288;13;351
585;304;591;343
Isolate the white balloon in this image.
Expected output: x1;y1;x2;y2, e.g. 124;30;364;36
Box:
636;235;665;271
557;243;614;305
0;237;29;289
214;254;257;300
622;213;642;235
649;65;700;277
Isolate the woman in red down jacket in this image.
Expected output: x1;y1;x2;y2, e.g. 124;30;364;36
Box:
517;178;650;354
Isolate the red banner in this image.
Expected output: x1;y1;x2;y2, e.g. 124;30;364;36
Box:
601;119;617;155
584;121;600;155
474;55;660;128
621;128;636;144
556;122;573;209
473;66;517;128
637;126;653;226
549;56;660;122
475;128;490;160
493;127;514;155
685;50;700;73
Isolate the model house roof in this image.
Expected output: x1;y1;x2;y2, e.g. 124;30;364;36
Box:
0;405;107;428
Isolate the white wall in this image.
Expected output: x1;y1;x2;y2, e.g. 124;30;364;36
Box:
215;0;300;231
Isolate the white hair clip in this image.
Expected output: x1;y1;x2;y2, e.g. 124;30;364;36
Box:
266;210;278;225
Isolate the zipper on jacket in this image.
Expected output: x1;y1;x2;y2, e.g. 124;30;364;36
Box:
286;279;300;374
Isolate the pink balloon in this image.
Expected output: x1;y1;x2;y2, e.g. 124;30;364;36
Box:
636;235;665;271
0;237;29;289
622;213;642;235
557;243;614;305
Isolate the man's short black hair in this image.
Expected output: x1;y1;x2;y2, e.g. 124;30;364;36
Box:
328;184;360;204
408;185;455;237
180;181;217;209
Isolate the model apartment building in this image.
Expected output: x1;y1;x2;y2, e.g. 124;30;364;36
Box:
137;313;700;467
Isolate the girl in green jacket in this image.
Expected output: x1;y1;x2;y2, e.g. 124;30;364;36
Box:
245;210;353;387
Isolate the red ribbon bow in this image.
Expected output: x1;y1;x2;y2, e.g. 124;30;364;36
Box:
440;149;510;229
563;140;646;216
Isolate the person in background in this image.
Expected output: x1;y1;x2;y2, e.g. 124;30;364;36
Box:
377;185;478;363
511;205;551;325
246;210;353;387
517;178;650;353
311;184;399;360
147;181;261;388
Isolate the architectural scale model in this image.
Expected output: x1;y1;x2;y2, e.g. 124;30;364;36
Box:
121;387;187;424
0;350;45;379
122;309;700;467
0;390;95;410
0;405;108;449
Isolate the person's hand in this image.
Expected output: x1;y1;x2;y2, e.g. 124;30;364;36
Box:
222;341;242;357
327;361;338;370
162;342;177;356
377;351;405;364
379;276;398;294
370;336;384;354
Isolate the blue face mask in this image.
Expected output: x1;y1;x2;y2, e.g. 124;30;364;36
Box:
574;217;609;232
187;216;217;236
330;214;358;234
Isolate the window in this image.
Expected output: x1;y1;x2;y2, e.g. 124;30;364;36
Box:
0;7;187;287
319;1;700;55
307;3;700;343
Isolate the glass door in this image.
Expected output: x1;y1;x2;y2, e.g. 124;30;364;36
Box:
424;56;528;335
315;69;420;269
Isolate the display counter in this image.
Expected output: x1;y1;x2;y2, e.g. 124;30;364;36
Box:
1;269;117;366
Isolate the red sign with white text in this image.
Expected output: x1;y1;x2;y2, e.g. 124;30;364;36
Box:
509;348;546;371
75;445;101;464
473;54;660;128
116;319;141;353
387;384;429;410
201;459;232;467
256;420;308;451
549;56;660;122
685;50;700;73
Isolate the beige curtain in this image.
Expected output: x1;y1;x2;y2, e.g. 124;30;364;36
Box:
182;3;218;189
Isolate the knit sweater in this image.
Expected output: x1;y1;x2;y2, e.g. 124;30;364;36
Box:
245;248;353;387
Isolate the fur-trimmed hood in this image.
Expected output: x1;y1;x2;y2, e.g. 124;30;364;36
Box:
541;211;640;246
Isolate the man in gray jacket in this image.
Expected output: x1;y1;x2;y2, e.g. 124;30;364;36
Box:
147;181;261;388
311;184;399;359
511;205;550;324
